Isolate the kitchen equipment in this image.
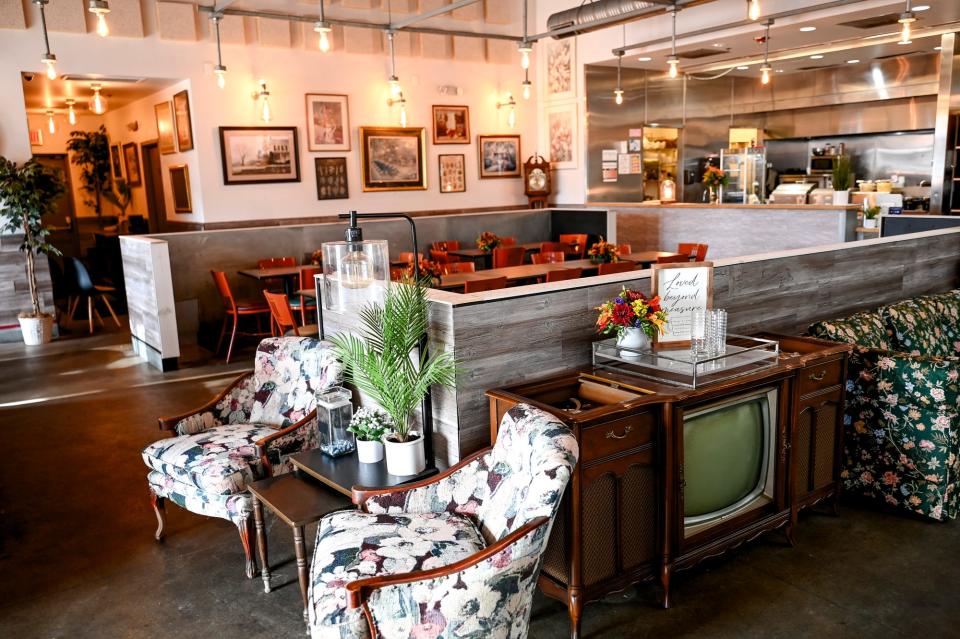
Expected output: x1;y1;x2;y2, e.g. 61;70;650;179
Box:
809;188;837;205
876;180;893;193
809;153;842;176
719;147;767;204
857;180;876;192
770;182;816;204
812;147;825;157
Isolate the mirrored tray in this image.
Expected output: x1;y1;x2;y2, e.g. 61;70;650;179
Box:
592;334;780;389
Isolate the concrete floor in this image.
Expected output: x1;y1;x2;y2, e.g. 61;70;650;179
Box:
1;332;958;639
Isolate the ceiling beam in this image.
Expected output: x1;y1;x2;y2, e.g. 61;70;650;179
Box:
389;0;481;31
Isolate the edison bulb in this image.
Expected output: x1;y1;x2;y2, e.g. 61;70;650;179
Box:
261;96;271;122
614;89;624;105
388;77;402;99
47;113;56;134
68;105;77;126
748;0;761;21
507;106;516;129
340;251;373;290
521;49;530;69
96;13;109;37
43;59;57;80
215;69;226;89
900;21;912;43
761;67;771;85
522;82;531;100
318;30;331;52
668;61;679;79
399;104;407;128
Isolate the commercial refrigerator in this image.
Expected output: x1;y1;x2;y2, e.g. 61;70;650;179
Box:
719;147;767;204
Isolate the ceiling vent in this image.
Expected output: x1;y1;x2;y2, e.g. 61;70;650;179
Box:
546;0;679;39
58;74;147;84
678;47;729;59
837;13;903;29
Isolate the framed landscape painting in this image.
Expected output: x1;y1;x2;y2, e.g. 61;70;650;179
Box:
305;93;350;152
359;126;427;192
173;90;194;152
154;101;176;154
168;164;192;213
218;126;300;185
438;154;466;193
432;105;470;144
122;142;142;187
478;134;521;179
315;157;349;200
546;102;578;170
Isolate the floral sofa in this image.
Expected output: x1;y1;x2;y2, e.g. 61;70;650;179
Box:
143;337;340;576
809;290;960;521
306;403;579;639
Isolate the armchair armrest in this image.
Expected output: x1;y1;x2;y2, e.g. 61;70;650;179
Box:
255;409;318;476
157;371;253;432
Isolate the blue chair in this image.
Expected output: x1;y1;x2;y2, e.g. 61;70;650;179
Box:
63;256;121;334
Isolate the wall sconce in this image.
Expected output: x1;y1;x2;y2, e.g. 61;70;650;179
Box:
387;93;408;127
497;93;517;129
254;79;271;122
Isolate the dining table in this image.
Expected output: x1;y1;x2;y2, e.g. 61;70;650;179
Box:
446;242;574;269
238;264;318;295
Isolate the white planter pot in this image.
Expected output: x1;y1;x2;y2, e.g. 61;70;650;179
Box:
617;327;650;358
833;190;850;205
19;314;53;345
863;218;878;229
384;432;426;476
356;439;385;464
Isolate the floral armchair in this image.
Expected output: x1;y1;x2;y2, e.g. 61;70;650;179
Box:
809;290;960;521
306;403;579;639
143;337;340;577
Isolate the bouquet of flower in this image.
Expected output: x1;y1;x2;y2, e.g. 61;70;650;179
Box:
587;237;619;264
476;231;502;253
596;286;668;340
347;407;393;442
404;257;443;286
702;166;729;189
310;249;323;265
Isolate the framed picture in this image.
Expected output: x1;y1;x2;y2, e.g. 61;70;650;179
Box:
305;93;350;152
154;101;176;155
438;154;466;193
431;105;470;144
545;102;578;170
477;134;521;179
651;261;714;347
122;142;142;187
168;164;192;213
218;126;300;185
358;126;427;192
315;157;349;200
172;90;194;152
110;144;124;179
29;129;43;146
545;38;576;100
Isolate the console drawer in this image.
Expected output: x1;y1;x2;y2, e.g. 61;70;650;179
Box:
799;358;843;396
581;413;655;462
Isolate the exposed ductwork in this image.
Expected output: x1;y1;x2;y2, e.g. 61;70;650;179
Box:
546;0;678;40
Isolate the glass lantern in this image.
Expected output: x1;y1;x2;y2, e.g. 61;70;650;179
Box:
316;386;355;457
321;239;389;313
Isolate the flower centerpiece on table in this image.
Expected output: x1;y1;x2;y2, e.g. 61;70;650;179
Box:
595;286;668;355
476;231;502;253
348;407;393;464
702;166;728;203
587;237;619;264
310;249;323;265
404;257;443;287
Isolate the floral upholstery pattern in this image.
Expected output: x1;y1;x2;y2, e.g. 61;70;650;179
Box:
808;310;893;351
148;470;252;527
809;295;960;521
308;510;485;639
308;404;578;638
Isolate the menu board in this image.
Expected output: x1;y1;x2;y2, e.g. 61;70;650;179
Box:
651;262;714;346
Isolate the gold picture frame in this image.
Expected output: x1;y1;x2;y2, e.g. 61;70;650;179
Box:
168;164;192;213
154;101;176;155
359;126;427;192
477;134;521;179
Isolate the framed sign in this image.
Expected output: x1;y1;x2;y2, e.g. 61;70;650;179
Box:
651;261;713;346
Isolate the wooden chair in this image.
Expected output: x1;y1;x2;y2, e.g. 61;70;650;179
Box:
500;236;517;246
677;243;709;261
290;266;320;325
657;254;690;264
432;241;460;252
263;291;319;337
617;244;632;255
62;256;122;335
559;234;588;259
442;262;476;275
211;270;271;364
492;246;525;268
532;251;565;265
598;261;635;275
430;249;460;264
258;256;297;269
398;252;423;264
540;241;567;254
546;267;583;283
463;276;508;293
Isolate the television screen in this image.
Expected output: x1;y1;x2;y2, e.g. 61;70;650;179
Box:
683;397;765;518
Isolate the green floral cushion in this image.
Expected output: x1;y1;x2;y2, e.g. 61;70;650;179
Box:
808;310;893;350
883;294;960;358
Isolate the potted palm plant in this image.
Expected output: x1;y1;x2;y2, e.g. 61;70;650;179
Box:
0;157;64;345
832;155;852;205
331;280;457;476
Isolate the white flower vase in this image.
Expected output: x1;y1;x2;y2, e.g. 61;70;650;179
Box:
384;432;426;476
617;327;650;358
356;439;384;464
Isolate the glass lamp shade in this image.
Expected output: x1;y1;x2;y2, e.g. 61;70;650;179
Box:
316;386;355;457
321;239;389;312
659;178;677;203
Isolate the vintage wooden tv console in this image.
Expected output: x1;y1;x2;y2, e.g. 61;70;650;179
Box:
486;334;850;639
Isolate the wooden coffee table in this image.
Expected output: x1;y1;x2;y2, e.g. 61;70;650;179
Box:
248;473;352;619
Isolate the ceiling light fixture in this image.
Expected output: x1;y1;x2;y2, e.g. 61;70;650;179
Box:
614;51;624;105
759;19;773;85
89;83;107;115
799;26;816;32
810;54;824;59
32;0;57;80
846;58;860;64
47;110;56;134
256;80;271;122
497;93;517;129
898;1;916;44
913;4;930;11
66;99;77;125
385;31;407;126
737;65;750;70
314;0;331;53
211;13;227;89
747;0;761;21
88;0;110;38
521;69;532;100
638;56;652;62
518;0;532;70
667;4;680;79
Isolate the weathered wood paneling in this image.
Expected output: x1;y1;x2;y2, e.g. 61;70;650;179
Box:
0;234;54;329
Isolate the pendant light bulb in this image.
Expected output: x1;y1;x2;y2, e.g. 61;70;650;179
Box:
667;7;680;79
388;76;402;99
522;80;531;101
88;0;110;37
760;64;771;85
42;54;57;80
214;65;227;89
614;89;624;105
747;0;761;21
47;110;56;134
399;102;407;128
66;99;77;125
898;12;915;44
314;21;332;53
212;14;227;89
667;56;679;79
508;105;516;129
518;41;532;70
89;83;107;115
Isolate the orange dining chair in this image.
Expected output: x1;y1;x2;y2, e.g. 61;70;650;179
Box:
211;271;271;364
559;234;588;259
598;261;636;275
492;246;525;268
617;244;632;255
545;267;583;283
499;236;517;246
442;262;476;275
657;254;690;264
430;249;460;264
677;243;709;261
432;240;460;252
390;266;406;281
532;251;565;264
263;291;319;338
463;276;508;293
398;252;423;264
289;266;320;325
540;241;567;254
258;256;297;269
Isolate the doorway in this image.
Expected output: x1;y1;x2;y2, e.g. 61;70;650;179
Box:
33;153;80;257
141;142;165;233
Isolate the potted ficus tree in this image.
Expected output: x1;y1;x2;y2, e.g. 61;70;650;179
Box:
331;280;457;476
0;157;64;345
66;126;111;225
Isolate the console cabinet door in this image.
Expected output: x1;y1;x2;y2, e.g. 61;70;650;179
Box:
794;392;842;507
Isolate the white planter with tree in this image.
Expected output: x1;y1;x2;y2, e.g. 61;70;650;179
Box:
0;157;64;345
832;155;852;205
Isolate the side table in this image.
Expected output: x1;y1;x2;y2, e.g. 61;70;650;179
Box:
248;473;352;620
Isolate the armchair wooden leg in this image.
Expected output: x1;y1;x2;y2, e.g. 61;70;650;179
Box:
568;589;582;639
150;490;166;542
237;515;257;579
253;497;271;593
294;525;309;621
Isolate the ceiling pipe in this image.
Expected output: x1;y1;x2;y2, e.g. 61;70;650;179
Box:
531;0;709;42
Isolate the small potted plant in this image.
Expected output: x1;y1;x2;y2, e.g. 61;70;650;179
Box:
0;157;64;345
331;281;457;476
348;407;392;464
587;237;619;264
476;231;502;253
702;166;728;204
831;155;852;205
863;205;881;229
596;286;668;357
